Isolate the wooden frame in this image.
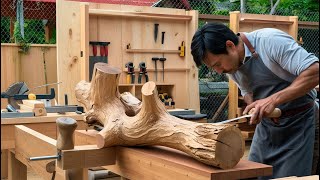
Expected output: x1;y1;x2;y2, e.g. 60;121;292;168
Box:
228;11;298;119
56;0;200;112
11;125;272;180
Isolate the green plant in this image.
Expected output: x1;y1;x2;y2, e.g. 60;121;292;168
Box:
1;17;11;43
13;21;30;54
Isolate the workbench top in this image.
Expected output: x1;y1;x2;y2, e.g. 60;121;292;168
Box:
1;112;85;124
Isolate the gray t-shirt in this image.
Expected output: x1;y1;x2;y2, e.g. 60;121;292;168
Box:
228;28;318;99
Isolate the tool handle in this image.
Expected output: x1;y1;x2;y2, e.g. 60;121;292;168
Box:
105;46;108;57
56;117;77;150
161;32;165;44
248;108;281;118
100;46;105;56
92;45;97;56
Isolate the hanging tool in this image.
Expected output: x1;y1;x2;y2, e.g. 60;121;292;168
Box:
161;31;165;45
89;41;100;80
138;62;149;84
215;108;282;124
100;42;110;63
152;57;159;81
159;57;166;82
178;41;185;57
125;62;135;84
154;23;159;43
89;41;110;80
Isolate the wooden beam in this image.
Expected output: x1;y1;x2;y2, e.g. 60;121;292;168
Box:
1;112;84;125
186;10;200;113
1;113;86;150
10;17;15;42
298;21;319;29
58;145;116;170
8;150;27;180
1;150;8;179
228;11;240;119
44;25;50;43
288;16;298;40
199;14;229;23
80;3;90;82
14;125;66;179
125;49;180;54
89;9;192;21
57;0;82;105
21;100;45;108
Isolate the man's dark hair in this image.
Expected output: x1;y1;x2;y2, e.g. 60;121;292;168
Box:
191;22;239;67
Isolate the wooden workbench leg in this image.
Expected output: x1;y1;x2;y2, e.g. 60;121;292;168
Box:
1;150;8;179
68;168;89;180
8;150;27;180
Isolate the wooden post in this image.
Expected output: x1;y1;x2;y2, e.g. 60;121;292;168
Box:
44;25;50;43
56;117;88;180
8;150;27;180
1;150;8;179
10;17;15;42
228;11;240;119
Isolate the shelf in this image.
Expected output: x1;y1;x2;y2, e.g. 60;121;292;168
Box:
122;68;190;72
135;83;174;86
240;18;293;25
89;9;192;21
119;83;174;86
126;49;180;54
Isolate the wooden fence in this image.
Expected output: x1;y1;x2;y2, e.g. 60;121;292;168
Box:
1;44;57;109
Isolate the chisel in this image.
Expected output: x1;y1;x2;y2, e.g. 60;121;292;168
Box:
215;108;282;124
154;23;159;43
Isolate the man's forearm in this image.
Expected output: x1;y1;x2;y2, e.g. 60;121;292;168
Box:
271;63;319;106
244;93;253;105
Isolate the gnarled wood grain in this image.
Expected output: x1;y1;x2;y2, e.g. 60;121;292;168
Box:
75;63;244;169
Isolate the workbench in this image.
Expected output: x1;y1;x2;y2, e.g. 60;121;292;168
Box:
1;112;86;179
76;130;272;180
6;120;272;180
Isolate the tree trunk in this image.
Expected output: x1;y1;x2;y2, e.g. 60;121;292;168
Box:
240;0;246;13
269;0;280;15
75;63;245;169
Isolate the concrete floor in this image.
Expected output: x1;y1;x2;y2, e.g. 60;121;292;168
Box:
2;142;252;180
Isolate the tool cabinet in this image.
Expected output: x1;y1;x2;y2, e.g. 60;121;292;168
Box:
57;1;200;112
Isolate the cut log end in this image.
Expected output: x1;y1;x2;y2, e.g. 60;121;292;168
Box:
96;133;105;149
215;126;245;169
94;62;122;74
141;81;156;96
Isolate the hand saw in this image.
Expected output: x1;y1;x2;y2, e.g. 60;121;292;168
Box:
215;108;282;124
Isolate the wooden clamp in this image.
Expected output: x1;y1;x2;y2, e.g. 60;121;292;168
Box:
24;117;115;179
28;117;78;178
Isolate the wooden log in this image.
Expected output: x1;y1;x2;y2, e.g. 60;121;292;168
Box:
75;63;245;169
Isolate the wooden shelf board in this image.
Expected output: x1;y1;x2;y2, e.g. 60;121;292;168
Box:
123;68;189;72
119;83;174;86
240;18;293;25
126;49;180;54
89;9;192;21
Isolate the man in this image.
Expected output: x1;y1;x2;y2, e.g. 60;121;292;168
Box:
191;22;319;179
